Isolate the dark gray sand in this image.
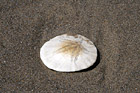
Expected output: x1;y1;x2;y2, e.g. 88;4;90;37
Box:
0;0;140;93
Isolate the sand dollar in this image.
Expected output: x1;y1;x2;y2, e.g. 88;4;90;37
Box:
40;34;97;72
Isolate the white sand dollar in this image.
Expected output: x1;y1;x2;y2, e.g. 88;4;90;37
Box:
40;34;97;72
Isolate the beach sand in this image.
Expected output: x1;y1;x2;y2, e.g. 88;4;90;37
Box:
0;0;140;93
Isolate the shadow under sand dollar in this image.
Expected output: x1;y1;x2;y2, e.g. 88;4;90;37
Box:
77;49;100;72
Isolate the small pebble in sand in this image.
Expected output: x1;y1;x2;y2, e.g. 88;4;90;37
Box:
40;34;97;72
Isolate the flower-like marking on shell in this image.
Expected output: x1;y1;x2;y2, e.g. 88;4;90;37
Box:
57;40;83;57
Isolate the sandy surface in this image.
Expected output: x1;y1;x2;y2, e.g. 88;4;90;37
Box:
0;0;140;93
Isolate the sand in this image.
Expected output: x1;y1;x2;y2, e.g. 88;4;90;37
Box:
0;0;140;93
